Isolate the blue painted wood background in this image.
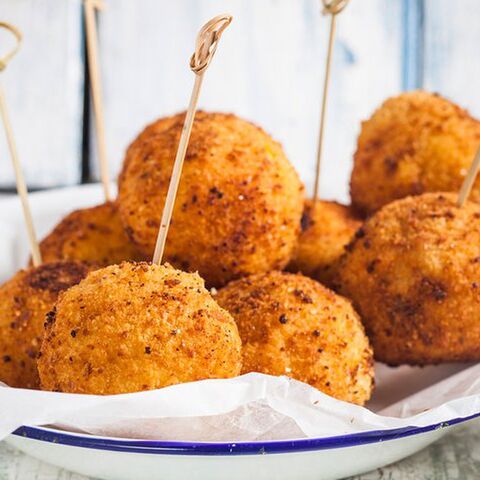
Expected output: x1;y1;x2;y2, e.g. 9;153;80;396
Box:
1;0;479;203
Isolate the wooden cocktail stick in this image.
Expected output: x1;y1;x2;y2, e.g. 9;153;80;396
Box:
313;0;350;202
457;147;480;207
152;14;232;265
0;22;42;267
84;0;112;202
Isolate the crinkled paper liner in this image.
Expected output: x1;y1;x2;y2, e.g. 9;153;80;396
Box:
1;363;479;442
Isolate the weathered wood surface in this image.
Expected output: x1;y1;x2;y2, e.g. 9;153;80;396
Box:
2;0;480;200
93;0;403;202
423;0;480;118
0;0;84;188
1;420;479;479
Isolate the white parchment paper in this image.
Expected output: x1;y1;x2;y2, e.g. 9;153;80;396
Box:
1;363;479;442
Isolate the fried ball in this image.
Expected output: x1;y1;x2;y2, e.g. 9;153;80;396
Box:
39;201;146;266
351;91;480;215
38;262;242;394
337;193;480;366
288;199;361;286
0;261;93;389
216;271;374;405
117;112;305;287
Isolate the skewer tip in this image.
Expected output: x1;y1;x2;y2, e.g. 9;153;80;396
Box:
457;146;480;208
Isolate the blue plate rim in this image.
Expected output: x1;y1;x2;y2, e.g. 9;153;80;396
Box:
11;412;480;456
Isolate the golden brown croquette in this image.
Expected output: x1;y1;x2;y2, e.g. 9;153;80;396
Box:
288;199;361;286
117;112;305;287
39;202;146;266
216;271;374;405
337;193;480;366
351;91;480;215
0;261;94;389
38;262;242;394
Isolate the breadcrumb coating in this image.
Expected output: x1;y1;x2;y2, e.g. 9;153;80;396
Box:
38;262;242;394
0;261;94;388
39;202;146;266
288;199;361;286
216;271;374;405
351;91;480;215
337;193;480;365
117;111;304;287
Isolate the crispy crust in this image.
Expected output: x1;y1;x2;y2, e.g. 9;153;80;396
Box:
0;261;94;389
288;199;361;286
337;193;480;365
117;111;305;287
351;91;480;215
216;271;374;405
39;202;146;266
38;262;242;394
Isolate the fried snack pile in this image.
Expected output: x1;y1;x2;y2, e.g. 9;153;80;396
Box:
216;271;374;405
337;193;480;366
19;93;480;398
117;112;305;287
0;261;94;389
38;262;242;394
288;199;361;286
39;201;145;266
351;91;480;215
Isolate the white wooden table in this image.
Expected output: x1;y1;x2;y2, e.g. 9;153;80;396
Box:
3;0;480;203
1;420;479;480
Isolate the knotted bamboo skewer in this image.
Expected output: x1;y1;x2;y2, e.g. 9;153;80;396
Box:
313;0;350;202
84;0;112;201
152;14;232;264
0;22;42;266
457;147;480;207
